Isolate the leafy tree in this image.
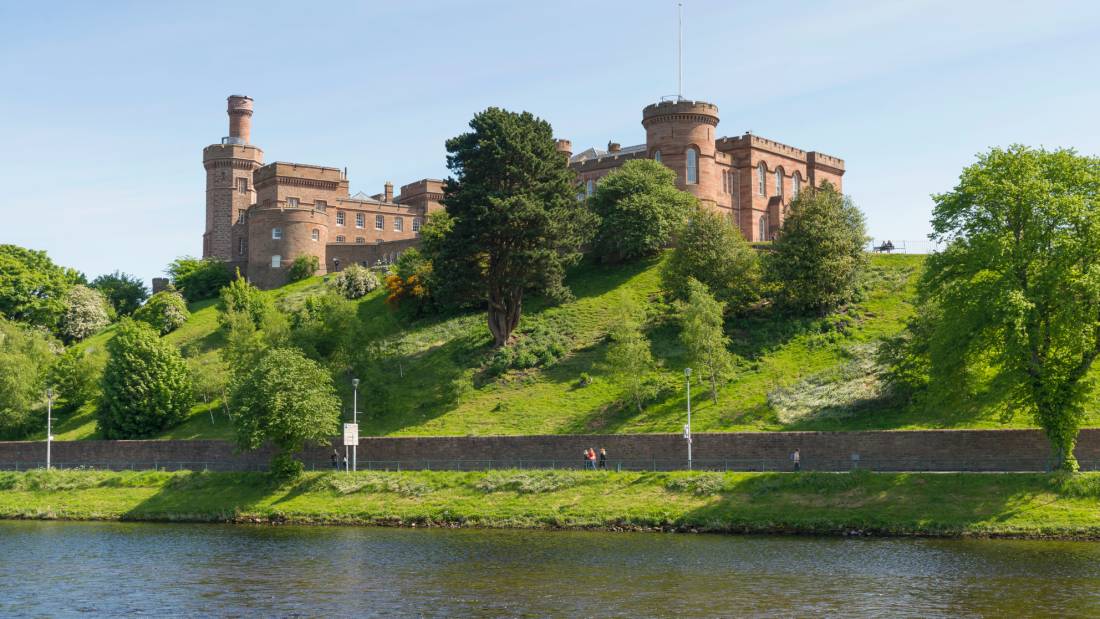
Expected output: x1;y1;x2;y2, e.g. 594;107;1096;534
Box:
97;319;194;439
218;272;270;330
590;159;696;263
680;278;735;404
59;285;110;343
328;264;380;299
133;290;189;335
0;318;55;436
290;292;357;368
229;347;341;478
766;182;867;314
90;271;148;317
662;205;761;311
436;107;593;347
384;249;434;312
166;256;231;302
920;145;1100;471
419;210;453;262
47;346;104;412
605;293;657;413
287;255;320;282
0;244;84;331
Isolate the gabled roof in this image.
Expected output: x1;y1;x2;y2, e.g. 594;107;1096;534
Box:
570;143;646;164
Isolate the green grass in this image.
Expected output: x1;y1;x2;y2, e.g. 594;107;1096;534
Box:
39;253;1100;441
2;469;1100;539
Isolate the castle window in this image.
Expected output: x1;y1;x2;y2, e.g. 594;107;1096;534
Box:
758;215;768;241
686;148;699;184
792;172;802;198
287;197;299;208
775;167;784;196
237;209;245;223
336;211;345;226
335;235;345;243
653;150;661;163
375;214;384;230
236;178;248;194
757;162;767;195
272;227;282;240
311;229;319;242
271;255;281;268
238;238;245;256
315;200;327;212
356;213;365;228
586;180;594;197
413;217;421;233
356;237;365;244
395;216;404;232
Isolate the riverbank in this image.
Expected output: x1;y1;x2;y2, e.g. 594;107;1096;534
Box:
2;469;1100;539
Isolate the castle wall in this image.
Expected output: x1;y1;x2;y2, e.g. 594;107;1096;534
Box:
246;207;329;289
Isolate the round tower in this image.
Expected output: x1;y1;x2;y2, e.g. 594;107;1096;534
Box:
247;207;328;289
555;138;573;162
203;95;263;261
641;100;720;204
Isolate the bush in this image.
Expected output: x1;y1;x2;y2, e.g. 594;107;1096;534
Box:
766;183;867;314
662;206;761;312
665;473;727;496
133;290;189;335
328;264;380;299
90;271;148;317
589;159;696;263
97;319;194;439
167;256;231;302
0;318;56;437
59;285;110;343
47;346;104;411
475;470;583;494
287;255;320;283
218;275;269;330
485;321;570;375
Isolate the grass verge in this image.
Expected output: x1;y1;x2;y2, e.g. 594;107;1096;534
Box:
2;469;1099;539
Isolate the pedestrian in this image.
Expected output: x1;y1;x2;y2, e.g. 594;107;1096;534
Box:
598;447;607;470
587;448;597;470
792;448;801;472
330;450;339;471
583;448;591;470
342;454;349;472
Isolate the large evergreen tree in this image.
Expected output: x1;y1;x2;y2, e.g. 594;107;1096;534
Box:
436;107;592;347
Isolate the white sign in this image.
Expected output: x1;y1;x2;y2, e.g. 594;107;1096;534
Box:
343;423;359;447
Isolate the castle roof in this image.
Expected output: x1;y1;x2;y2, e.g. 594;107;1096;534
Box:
569;143;645;164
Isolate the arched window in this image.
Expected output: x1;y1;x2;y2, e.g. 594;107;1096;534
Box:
758;215;768;241
653;150;661;163
586;179;594;197
686;148;699;184
775;167;784;196
757;162;767;195
792;172;802;198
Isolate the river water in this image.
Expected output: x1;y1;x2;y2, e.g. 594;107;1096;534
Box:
1;521;1098;617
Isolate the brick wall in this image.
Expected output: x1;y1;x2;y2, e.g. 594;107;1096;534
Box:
2;430;1098;472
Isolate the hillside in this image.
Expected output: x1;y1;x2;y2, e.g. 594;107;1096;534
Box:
35;253;1100;442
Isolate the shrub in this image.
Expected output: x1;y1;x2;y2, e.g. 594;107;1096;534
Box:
662;206;761;312
167;256;231;302
485;321;570;375
287;255;320;283
97;319;194;439
218;274;269;330
589;159;696;263
90;271;148;317
59;285;110;342
765;182;867;314
47;346;104;411
328;264;380;299
134;290;189;335
665;473;727;496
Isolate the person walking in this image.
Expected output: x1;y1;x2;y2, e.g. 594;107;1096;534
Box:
586;448;597;470
583;448;591;470
792;448;801;472
330;450;339;471
598;448;608;470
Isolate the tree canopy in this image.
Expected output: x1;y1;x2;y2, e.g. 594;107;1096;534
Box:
436;107;592;346
134;290;189;335
0;318;55;437
167;256;231;302
59;285;110;343
90;271;149;317
680;278;735;404
920;145;1100;470
0;244;84;332
662;205;760;312
589;159;696;263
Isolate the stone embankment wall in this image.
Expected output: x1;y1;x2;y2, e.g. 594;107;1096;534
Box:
2;430;1098;472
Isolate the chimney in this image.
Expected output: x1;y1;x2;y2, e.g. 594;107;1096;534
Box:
607;141;621;153
384;181;394;202
227;95;254;143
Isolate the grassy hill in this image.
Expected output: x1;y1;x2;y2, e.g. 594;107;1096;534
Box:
35;252;1100;442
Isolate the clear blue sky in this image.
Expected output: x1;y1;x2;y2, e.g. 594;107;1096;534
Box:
2;0;1098;286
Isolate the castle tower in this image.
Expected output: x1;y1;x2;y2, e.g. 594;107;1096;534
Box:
641;100;720;205
202;95;264;261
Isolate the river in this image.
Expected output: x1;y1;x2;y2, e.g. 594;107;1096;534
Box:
1;521;1098;617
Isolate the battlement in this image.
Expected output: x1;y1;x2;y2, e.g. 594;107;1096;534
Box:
254;161;345;185
641;99;719;127
718;134;844;169
202;142;263;162
397;178;445;198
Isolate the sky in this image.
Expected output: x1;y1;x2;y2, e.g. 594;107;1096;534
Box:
1;0;1099;286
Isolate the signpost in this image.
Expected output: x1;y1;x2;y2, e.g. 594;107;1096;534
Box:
684;367;692;471
352;378;359;472
46;388;53;470
343;423;358;473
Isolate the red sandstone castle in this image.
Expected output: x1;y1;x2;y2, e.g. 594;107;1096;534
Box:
203;95;843;288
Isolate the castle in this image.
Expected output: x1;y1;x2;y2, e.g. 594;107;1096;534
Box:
203;95;843;288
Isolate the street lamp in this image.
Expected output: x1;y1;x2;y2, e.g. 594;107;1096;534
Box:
352;378;359;472
46;388;53;470
684;367;692;471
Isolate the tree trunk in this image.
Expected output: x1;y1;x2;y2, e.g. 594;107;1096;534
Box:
710;372;719;404
1044;416;1080;472
488;287;522;348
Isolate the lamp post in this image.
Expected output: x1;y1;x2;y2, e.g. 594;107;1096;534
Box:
684;367;692;471
352;378;359;472
46;388;53;470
